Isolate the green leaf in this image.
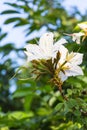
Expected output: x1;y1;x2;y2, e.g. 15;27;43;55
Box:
67;99;78;109
13;20;29;27
12;88;33;98
74;25;80;31
4;17;21;24
8;111;34;120
0;33;7;41
0;126;9;130
67;89;73;96
63;102;70;115
24;95;33;111
4;2;19;8
37;108;52;116
1;10;20;14
74;110;81;117
55;103;63;111
0;43;15;56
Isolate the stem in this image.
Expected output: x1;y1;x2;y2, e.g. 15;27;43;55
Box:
58;84;68;101
53;76;68;101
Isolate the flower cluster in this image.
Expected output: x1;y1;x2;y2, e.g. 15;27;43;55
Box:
24;32;84;100
65;22;87;44
25;32;83;83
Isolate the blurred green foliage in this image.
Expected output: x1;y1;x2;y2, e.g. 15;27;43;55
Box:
0;0;87;129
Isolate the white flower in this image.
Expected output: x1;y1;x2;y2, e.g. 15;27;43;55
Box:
57;45;83;82
64;32;84;44
78;23;87;41
72;32;84;44
78;23;87;30
24;32;67;62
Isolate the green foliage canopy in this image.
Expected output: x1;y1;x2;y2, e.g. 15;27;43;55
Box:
0;0;87;129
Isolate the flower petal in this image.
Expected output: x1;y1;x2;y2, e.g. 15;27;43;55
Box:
58;45;68;64
39;32;54;56
59;71;68;82
24;51;38;61
53;39;68;59
25;44;44;61
65;64;83;77
70;52;83;65
72;32;84;44
55;38;67;45
78;23;87;30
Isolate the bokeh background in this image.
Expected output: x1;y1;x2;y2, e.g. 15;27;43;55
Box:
0;0;87;130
